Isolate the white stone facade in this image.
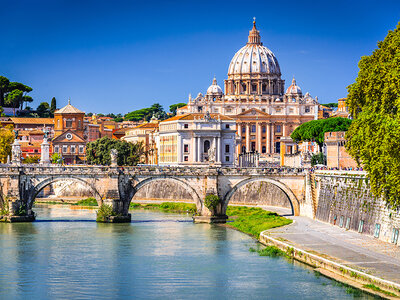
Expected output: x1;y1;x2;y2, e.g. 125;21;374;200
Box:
158;113;237;167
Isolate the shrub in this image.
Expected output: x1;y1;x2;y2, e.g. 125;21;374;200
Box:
204;194;220;210
96;204;115;222
76;197;98;206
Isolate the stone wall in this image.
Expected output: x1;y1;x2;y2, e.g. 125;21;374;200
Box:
315;171;400;244
229;181;292;210
133;179;194;202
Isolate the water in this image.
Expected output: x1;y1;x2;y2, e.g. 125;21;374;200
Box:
0;206;376;299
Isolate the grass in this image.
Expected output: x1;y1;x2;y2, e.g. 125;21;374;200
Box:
363;284;398;297
75;197;98;206
249;246;287;258
226;206;292;238
129;202;197;214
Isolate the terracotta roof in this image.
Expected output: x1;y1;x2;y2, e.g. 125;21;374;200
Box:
161;113;233;122
113;127;132;135
133;122;159;129
177;105;188;110
55;103;84;114
11;117;54;125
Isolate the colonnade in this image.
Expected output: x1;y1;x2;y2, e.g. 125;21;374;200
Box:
224;79;284;96
237;122;288;155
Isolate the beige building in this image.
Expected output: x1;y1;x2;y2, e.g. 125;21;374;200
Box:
158;112;237;166
121;117;159;165
178;20;319;161
325;131;357;169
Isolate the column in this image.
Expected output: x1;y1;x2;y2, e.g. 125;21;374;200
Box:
271;123;275;153
245;123;250;152
266;123;271;154
218;137;221;162
194;137;198;162
283;124;287;137
197;137;201;162
256;122;262;153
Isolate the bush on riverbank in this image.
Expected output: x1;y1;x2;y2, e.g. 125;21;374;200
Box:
226;206;292;238
75;197;98;206
129;202;197;214
249;246;287;257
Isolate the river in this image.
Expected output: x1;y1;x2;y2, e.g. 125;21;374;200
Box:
0;206;377;299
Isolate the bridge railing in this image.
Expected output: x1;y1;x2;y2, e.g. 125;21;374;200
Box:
0;164;308;176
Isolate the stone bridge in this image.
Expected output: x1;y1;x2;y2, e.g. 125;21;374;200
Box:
0;165;313;222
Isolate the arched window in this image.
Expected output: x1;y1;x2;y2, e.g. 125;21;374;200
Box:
203;140;210;153
251;125;256;133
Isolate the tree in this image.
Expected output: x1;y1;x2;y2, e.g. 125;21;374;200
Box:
124;103;167;122
23;155;40;164
0;106;4;117
0;76;10;107
0;125;14;163
345;22;400;208
50;97;57;115
290;117;352;151
322;103;338;108
86;137;145;166
169;103;186;116
51;153;62;164
37;102;50;117
5;89;23;116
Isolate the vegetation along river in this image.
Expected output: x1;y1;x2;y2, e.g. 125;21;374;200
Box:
0;206;378;299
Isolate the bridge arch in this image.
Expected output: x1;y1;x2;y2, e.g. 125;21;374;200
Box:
223;177;300;216
131;177;202;212
29;177;103;209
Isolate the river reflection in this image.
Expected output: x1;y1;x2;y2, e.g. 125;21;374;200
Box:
0;206;377;299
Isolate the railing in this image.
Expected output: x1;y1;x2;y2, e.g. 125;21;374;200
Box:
0;164;309;176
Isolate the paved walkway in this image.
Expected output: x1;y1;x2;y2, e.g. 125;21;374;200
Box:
261;206;400;284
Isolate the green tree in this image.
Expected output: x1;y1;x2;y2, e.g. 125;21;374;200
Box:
169;103;186;116
290;117;352;151
0;125;14;163
345;22;400;208
5;89;23;116
86;137;145;166
23;155;40;164
322;103;338;108
50;97;57;115
37;102;50;117
7;82;32;109
0;76;10;107
51;153;62;164
0;106;4;117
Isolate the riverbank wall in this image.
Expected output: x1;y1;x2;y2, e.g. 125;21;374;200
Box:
259;231;400;298
313;171;400;244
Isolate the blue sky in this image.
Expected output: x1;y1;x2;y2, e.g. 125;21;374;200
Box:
1;0;400;114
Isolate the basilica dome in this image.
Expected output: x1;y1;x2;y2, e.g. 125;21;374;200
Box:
206;77;223;95
228;20;281;76
286;77;302;95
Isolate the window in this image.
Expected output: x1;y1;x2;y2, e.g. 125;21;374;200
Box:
276;108;281;113
289;108;294;113
225;156;230;162
198;106;203;112
225;145;230;153
225;124;230;129
79;145;84;153
71;146;76;153
305;106;311;113
78;120;81;128
184;124;189;129
66;119;72;128
358;220;364;233
226;108;232;113
34;149;38;153
242;127;246;134
203;140;210;153
62;145;68;153
213;108;219;113
252;84;257;92
262;126;266;133
262;108;266;112
54;146;59;153
184;156;188;162
391;228;399;244
241;146;246;153
251;125;256;133
345;217;351;230
242;109;245;112
262;84;266;92
262;146;266;153
276;125;281;133
339;216;344;228
57;119;60;128
374;224;381;238
184;144;189;153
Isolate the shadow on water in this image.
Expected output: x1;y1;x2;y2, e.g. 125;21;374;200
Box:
33;219;192;223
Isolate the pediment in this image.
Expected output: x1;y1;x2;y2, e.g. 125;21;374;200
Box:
52;130;86;143
237;108;269;118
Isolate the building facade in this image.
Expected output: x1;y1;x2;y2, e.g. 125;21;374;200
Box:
158;112;237;166
178;20;319;160
325;131;357;169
